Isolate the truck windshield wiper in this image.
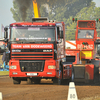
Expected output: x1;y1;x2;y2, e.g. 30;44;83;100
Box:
10;40;28;43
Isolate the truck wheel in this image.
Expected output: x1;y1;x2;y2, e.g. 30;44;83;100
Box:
58;64;62;85
71;70;74;82
34;79;41;84
85;72;89;84
53;78;62;85
53;78;57;84
58;77;62;85
71;66;74;82
94;66;99;84
27;78;32;84
13;78;21;84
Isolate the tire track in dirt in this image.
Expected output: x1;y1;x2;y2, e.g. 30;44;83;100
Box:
0;77;100;100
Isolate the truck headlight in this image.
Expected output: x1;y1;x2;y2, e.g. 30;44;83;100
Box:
9;66;17;69
48;65;56;69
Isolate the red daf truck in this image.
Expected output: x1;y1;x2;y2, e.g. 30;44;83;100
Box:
4;18;72;85
66;19;100;83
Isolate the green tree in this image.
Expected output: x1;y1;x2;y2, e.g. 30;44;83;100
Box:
66;16;76;40
47;0;92;22
40;6;48;17
10;0;33;22
11;0;92;22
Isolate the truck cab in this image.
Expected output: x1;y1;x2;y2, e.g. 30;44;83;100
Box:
75;20;97;60
4;18;66;84
66;20;99;83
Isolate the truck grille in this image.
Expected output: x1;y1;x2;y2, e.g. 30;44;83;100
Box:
11;49;53;60
20;60;44;72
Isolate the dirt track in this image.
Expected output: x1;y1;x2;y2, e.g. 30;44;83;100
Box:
0;76;100;100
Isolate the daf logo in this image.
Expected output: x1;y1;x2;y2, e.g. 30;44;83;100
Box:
43;50;52;52
12;50;21;52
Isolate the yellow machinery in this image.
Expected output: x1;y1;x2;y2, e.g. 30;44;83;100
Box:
32;0;40;18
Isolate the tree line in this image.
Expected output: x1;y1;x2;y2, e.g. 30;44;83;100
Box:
11;0;100;40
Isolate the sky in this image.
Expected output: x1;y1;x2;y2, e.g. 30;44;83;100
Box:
0;0;100;38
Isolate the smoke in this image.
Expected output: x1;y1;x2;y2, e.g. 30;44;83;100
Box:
15;0;32;21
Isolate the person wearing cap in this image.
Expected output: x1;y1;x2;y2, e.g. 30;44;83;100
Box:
85;31;92;38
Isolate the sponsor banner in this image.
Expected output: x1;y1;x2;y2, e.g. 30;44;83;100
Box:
81;51;92;58
11;44;53;49
77;44;93;49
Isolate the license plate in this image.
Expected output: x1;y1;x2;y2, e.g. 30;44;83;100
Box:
27;73;37;76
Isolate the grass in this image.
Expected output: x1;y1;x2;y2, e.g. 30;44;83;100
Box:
0;71;9;76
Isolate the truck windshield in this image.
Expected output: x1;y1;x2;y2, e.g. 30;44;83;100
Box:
10;27;55;42
78;30;94;39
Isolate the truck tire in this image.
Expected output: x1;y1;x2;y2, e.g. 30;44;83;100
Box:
58;64;63;85
53;78;57;84
13;78;21;84
94;66;99;84
58;75;62;85
53;64;63;85
53;78;62;85
85;72;89;84
71;67;74;82
27;78;32;84
34;79;41;84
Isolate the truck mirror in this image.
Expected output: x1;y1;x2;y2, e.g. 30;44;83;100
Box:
4;38;8;42
4;27;8;39
60;31;63;38
57;27;63;39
